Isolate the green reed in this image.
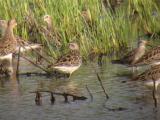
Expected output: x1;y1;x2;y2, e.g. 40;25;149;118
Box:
0;0;159;59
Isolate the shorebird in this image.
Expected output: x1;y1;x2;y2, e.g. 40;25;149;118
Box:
49;42;82;77
81;8;92;24
132;65;160;89
0;19;17;76
132;65;160;107
112;40;149;66
0;20;7;37
133;45;160;66
42;15;61;48
0;19;42;54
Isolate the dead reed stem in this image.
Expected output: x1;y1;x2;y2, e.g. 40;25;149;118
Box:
96;73;109;100
86;85;93;101
21;55;49;73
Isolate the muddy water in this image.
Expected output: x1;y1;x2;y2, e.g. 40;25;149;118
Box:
0;58;160;120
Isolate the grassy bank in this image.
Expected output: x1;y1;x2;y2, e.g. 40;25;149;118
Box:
0;0;160;59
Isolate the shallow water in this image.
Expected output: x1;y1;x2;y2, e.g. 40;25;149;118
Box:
0;58;160;120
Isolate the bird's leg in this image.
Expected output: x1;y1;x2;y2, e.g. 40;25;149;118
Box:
6;56;13;77
152;78;158;108
67;73;72;80
135;66;139;71
132;67;135;73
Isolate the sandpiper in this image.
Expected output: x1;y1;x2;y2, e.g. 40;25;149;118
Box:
132;64;160;107
0;19;42;54
112;40;149;66
81;8;92;24
0;19;17;76
50;42;82;77
132;65;160;89
133;45;160;66
42;15;61;48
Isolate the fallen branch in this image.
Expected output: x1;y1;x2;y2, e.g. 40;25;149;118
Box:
19;72;48;76
30;90;87;104
21;55;49;73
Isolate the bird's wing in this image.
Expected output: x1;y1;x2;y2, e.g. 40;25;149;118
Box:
134;46;160;65
54;52;80;67
133;65;160;81
121;48;138;64
0;37;17;56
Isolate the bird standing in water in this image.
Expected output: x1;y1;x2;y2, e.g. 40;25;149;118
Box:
112;40;149;72
49;42;82;78
0;19;17;76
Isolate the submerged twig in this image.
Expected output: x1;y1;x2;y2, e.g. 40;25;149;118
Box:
96;73;109;100
86;85;93;101
35;91;42;105
19;72;48;76
50;92;55;104
30;90;87;104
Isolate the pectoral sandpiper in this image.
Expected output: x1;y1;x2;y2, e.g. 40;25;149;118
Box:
42;15;61;48
0;19;17;76
50;42;82;77
112;40;148;66
0;19;42;54
134;45;160;66
132;65;160;89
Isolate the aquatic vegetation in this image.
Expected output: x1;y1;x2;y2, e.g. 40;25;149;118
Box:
0;0;159;60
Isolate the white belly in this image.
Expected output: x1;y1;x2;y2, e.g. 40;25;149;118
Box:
151;62;160;66
54;65;81;74
145;79;160;89
16;44;41;53
0;53;12;61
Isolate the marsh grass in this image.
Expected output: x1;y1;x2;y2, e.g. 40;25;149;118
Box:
0;0;160;60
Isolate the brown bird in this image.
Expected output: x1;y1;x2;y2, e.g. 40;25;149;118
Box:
112;40;149;66
0;19;17;76
132;65;160;89
50;42;82;77
0;19;42;54
42;15;61;48
81;8;92;24
133;45;160;66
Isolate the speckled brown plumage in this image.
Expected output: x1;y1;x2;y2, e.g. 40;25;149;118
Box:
112;40;148;65
0;20;42;54
0;19;17;56
50;42;82;74
54;50;81;67
133;65;160;81
42;15;61;48
134;46;160;66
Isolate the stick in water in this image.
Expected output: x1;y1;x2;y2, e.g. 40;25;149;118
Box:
21;55;49;73
96;73;109;100
86;85;93;101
